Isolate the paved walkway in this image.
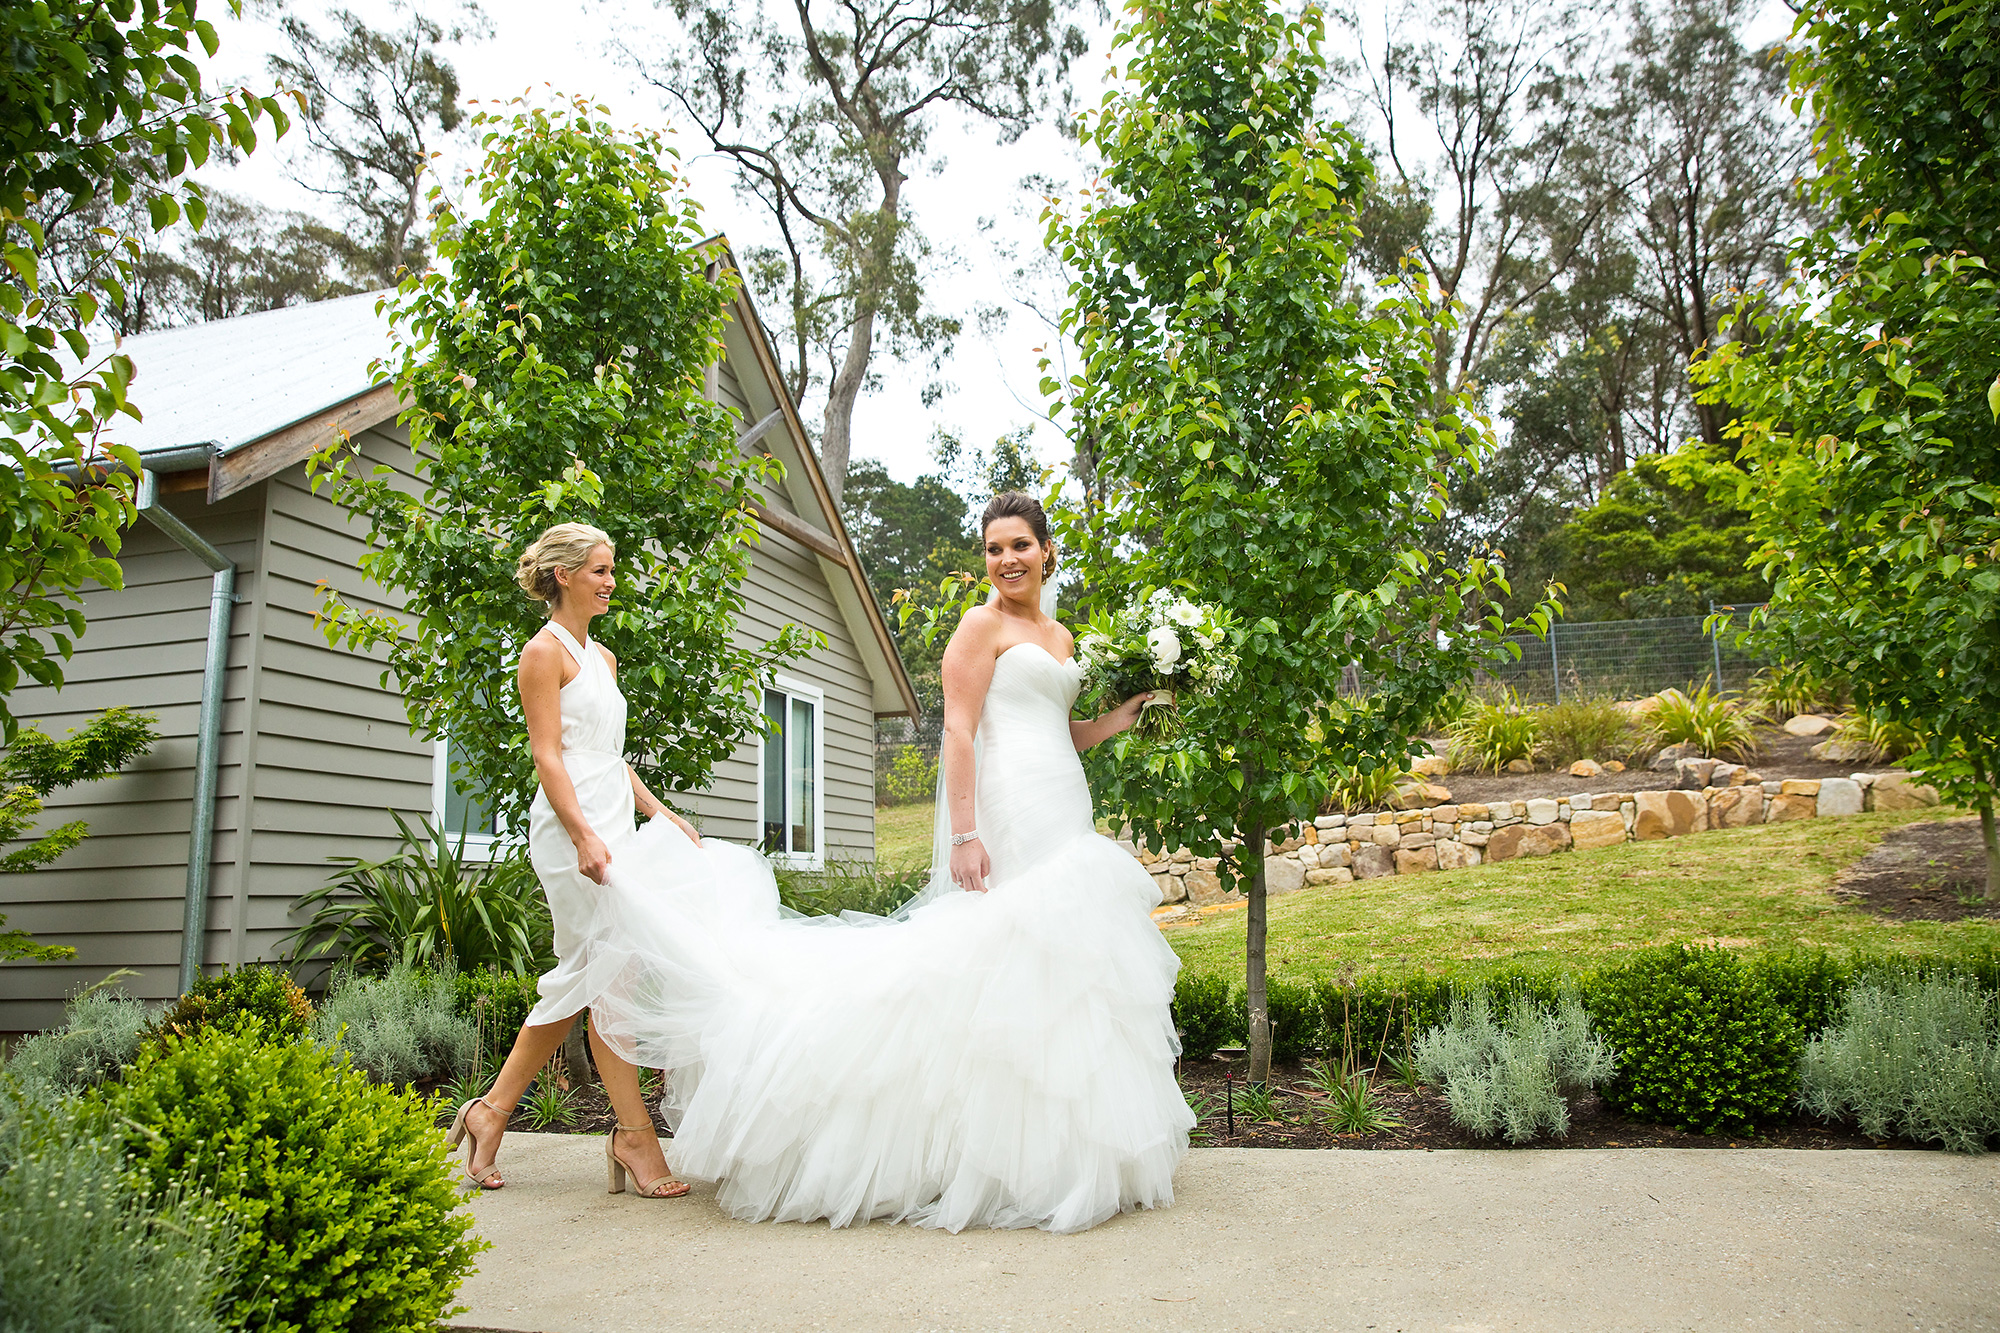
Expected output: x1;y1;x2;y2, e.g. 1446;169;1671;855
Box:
450;1135;1998;1333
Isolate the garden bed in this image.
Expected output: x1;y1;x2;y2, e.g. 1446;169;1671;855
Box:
1433;726;1875;807
1176;1055;1927;1152
1835;817;2000;923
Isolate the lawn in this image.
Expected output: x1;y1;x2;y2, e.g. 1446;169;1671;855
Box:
1168;808;1999;985
875;799;937;874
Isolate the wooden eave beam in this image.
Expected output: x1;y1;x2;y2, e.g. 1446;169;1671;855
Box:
209;383;401;502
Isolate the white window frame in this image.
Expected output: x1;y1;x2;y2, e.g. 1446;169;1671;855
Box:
757;675;826;870
432;737;510;864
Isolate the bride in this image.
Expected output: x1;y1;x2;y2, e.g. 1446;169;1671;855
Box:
581;491;1193;1233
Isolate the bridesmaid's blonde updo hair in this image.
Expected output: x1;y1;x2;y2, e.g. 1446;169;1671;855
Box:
515;523;614;608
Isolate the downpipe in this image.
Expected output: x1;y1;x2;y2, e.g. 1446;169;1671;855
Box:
134;471;237;993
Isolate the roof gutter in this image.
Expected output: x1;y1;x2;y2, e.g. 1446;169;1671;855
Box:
134;469;236;993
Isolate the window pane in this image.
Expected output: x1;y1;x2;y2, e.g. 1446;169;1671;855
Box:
444;739;498;838
789;696;815;855
762;689;787;853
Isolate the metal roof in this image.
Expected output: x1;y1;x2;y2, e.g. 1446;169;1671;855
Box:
106;290;393;458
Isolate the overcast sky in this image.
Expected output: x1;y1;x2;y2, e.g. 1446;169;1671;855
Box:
199;0;1800;487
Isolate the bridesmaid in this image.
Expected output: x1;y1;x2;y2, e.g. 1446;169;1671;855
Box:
447;522;701;1198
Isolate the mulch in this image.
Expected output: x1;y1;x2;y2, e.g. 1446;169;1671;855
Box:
1833;816;1999;923
434;1055;1926;1154
1436;727;1874;808
1177;1053;1928;1152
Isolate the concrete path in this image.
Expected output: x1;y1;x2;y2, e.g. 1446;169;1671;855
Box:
452;1135;1999;1333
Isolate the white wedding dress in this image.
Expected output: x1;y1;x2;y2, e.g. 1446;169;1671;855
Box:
575;641;1193;1233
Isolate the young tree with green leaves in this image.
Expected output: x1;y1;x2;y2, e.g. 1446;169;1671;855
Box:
0;707;158;961
312;97;818;828
1048;0;1542;1083
0;0;290;741
1692;0;2000;897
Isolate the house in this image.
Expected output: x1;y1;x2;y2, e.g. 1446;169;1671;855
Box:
0;242;917;1033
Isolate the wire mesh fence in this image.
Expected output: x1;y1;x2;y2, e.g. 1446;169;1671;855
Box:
1475;604;1769;704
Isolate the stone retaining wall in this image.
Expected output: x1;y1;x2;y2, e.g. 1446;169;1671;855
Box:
1134;759;1942;913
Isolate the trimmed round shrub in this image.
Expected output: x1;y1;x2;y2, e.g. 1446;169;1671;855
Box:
1593;945;1802;1133
90;1023;484;1333
452;966;542;1041
0;1076;231;1333
146;965;313;1049
1172;972;1238;1060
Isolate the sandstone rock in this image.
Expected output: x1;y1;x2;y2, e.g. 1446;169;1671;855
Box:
1869;772;1939;811
1505;758;1534;774
1569;759;1603;778
1410;754;1450;778
1457;803;1490;821
1762;780;1783;795
1435;839;1480;870
1811;738;1875;763
1155;873;1189;905
1297;844;1320;870
1266;857;1307;896
1314;814;1347;830
1767;793;1817;822
1484;822;1573;862
1306;867;1354;886
1603;760;1627;773
1301;825;1320;845
1349;812;1376;827
1396;808;1426;825
1816;777;1864;818
1170;847;1193;864
1352;844;1397;879
1371;824;1402;848
1634;789;1707;839
1195;856;1220;871
1184;868;1229;905
1137;846;1160;866
1317;841;1352;869
1677;757;1719;790
1783;713;1834;737
1431;805;1460;823
1708;786;1764;829
1710;762;1742;786
1400;832;1437;849
1780;779;1822;797
1525;798;1560;825
1651;742;1698;771
1458;830;1489;847
1569;810;1627;850
1394;845;1439;874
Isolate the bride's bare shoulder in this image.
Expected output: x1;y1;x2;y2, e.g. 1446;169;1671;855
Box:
949;603;1005;649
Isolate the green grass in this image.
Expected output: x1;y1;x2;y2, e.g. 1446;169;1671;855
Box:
1168;809;1998;984
875;800;937;874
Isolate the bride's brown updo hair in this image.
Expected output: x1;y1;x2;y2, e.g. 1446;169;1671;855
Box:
980;492;1057;581
515;522;614;608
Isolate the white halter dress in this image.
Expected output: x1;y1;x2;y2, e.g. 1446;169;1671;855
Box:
578;641;1194;1233
524;621;637;1025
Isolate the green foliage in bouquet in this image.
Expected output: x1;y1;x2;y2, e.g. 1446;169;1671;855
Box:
1044;0;1556;1081
1077;589;1239;742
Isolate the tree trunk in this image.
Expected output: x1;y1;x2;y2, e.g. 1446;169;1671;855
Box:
1245;813;1271;1085
819;301;875;507
563;1011;595;1087
1982;796;1999;903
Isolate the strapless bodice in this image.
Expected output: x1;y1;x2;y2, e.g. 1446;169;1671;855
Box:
973;643;1092;881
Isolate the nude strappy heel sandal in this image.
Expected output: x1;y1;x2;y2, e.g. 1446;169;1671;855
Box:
446;1095;510;1190
606;1121;692;1199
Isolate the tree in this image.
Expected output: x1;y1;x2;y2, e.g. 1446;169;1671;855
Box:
0;707;158;961
843;455;977;723
1544;455;1764;620
625;0;1090;502
1692;0;2000;896
0;0;290;740
311;97;819;828
268;0;488;286
1048;0;1542;1083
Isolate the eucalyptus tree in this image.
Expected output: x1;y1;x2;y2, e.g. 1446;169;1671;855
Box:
311;98;819;825
1692;0;2000;896
1049;0;1544;1082
624;0;1091;502
267;0;489;285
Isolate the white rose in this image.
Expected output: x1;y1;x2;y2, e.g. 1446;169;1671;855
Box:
1147;625;1183;671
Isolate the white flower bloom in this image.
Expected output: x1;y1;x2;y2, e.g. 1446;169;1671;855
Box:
1169;599;1202;627
1147;625;1183;671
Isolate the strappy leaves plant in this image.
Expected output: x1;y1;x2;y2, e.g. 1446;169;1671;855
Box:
285;811;549;976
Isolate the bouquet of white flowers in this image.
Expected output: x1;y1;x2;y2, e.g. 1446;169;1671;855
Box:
1076;590;1238;741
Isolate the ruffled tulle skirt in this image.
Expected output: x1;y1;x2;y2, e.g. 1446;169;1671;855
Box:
578;816;1192;1234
